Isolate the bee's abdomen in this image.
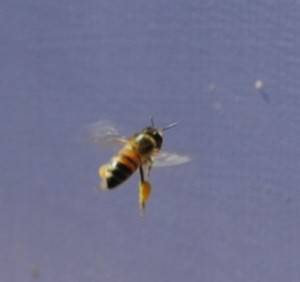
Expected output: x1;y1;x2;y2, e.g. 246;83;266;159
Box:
100;149;141;189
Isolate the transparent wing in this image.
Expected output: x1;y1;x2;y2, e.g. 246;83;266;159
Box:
82;120;127;147
142;160;153;180
152;151;191;167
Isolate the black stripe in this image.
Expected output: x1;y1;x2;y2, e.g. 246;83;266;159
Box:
106;162;133;189
114;162;132;178
107;176;123;189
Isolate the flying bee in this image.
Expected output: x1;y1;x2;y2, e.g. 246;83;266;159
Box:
86;118;190;215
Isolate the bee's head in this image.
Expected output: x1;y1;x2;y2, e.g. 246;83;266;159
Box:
144;118;177;150
143;127;163;149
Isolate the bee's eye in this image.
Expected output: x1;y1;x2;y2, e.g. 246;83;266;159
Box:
152;132;163;149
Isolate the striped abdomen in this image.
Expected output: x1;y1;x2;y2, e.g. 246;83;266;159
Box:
99;148;142;189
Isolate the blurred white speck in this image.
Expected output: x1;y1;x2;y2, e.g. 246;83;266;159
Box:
255;80;264;90
254;80;270;103
213;102;225;113
208;83;216;93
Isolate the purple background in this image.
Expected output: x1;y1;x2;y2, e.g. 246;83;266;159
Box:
1;1;300;281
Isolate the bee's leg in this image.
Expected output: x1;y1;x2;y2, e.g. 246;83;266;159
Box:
145;158;153;178
138;166;152;216
139;166;145;182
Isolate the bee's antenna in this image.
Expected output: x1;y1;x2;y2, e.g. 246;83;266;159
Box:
161;122;177;131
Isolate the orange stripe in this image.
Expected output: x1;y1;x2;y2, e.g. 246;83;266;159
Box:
119;149;141;171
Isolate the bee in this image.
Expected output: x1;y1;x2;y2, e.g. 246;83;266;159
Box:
86;118;190;215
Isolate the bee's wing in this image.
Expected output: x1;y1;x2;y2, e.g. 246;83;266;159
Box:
152;151;191;167
83;120;127;147
141;160;153;180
